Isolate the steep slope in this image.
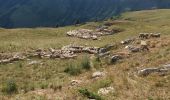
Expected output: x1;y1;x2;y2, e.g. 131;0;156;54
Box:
0;0;170;28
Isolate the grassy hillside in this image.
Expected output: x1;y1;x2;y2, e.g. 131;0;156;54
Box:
0;9;170;100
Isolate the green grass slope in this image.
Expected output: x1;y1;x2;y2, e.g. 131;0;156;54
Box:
0;9;170;100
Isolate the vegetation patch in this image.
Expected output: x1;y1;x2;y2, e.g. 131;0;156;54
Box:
81;56;91;70
64;62;82;76
79;88;102;100
1;79;18;95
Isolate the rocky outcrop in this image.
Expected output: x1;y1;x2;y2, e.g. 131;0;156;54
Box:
138;64;170;76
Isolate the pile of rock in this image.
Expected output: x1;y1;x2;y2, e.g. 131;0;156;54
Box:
67;29;98;40
0;45;99;64
67;27;121;40
29;45;99;59
0;53;26;64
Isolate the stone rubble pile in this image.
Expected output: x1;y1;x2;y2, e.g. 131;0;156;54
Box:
67;29;96;39
0;53;26;64
67;27;122;40
28;45;99;59
0;45;99;64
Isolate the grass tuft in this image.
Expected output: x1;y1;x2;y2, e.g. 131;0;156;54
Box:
2;79;18;95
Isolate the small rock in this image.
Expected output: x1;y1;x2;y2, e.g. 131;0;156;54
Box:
92;71;105;79
70;80;82;86
125;45;140;52
121;38;134;45
110;55;122;63
98;87;115;95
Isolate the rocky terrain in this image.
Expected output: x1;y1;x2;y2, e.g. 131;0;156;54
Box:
0;9;170;100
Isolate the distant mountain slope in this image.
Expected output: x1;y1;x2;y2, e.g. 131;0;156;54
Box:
0;0;170;28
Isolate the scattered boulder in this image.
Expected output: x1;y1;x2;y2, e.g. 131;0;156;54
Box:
98;87;115;95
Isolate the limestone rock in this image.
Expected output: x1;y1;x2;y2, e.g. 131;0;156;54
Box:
70;80;82;86
98;87;115;95
92;71;105;79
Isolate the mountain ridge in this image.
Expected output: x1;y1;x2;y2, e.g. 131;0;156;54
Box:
0;0;170;28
